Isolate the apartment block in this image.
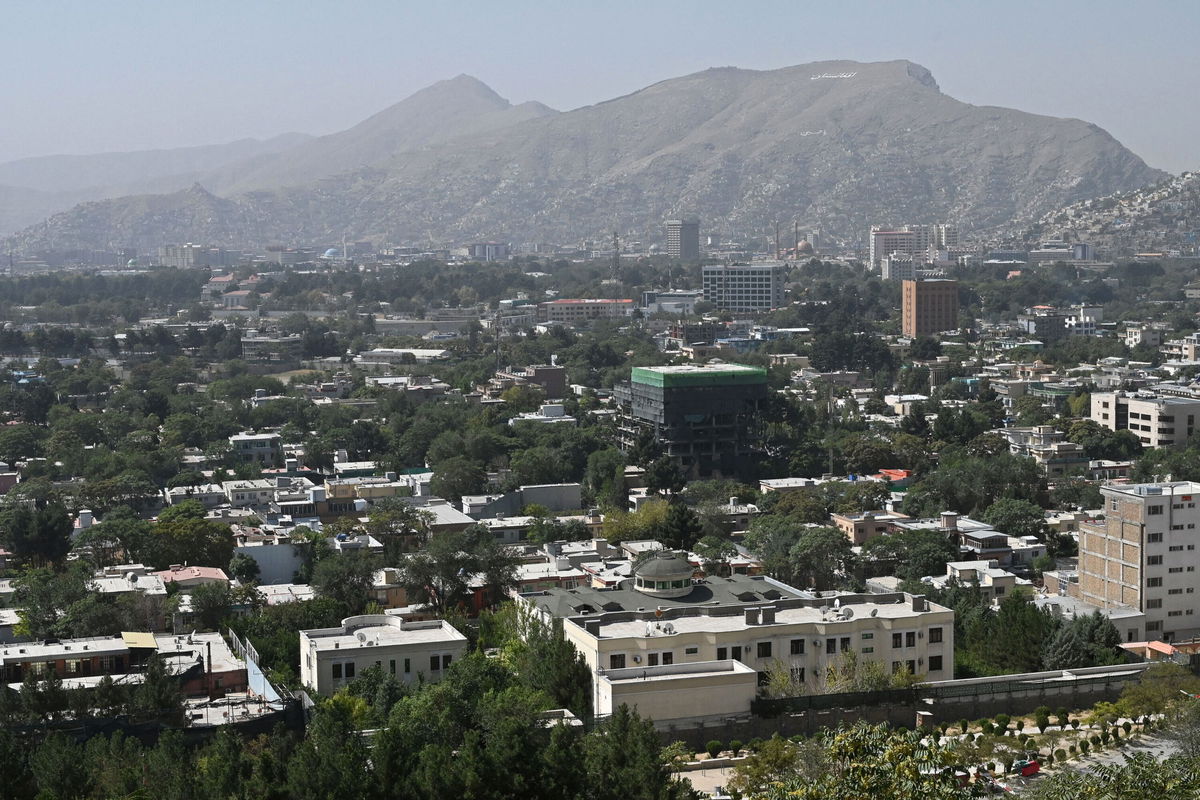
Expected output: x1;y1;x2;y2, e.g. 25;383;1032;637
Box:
1090;391;1200;448
537;299;635;323
1075;482;1200;641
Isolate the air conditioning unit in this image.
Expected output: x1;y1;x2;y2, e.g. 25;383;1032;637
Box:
632;655;642;663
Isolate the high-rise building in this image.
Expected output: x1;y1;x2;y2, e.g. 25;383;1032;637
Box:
701;263;786;312
613;364;769;479
665;219;700;261
1075;481;1200;642
901;279;959;337
868;224;958;266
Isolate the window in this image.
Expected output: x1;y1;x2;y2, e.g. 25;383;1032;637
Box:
862;647;874;654
716;647;727;661
389;660;396;675
610;654;626;669
929;655;943;672
1147;621;1163;632
648;653;659;666
345;662;355;678
891;661;902;674
790;667;805;683
404;658;411;674
1170;567;1184;573
430;655;441;672
1148;505;1164;516
1147;599;1163;609
826;638;836;655
1169;545;1184;551
685;647;699;655
929;627;943;644
757;642;772;659
840;637;851;652
907;660;917;674
790;639;804;655
1111;499;1119;511
905;631;916;648
892;632;902;648
1148;533;1163;543
441;654;452;670
994;586;1006;596
1148;577;1163;588
66;660;80;675
332;663;342;679
662;651;674;665
1148;555;1164;565
1169;589;1183;595
861;632;873;640
1169;610;1183;617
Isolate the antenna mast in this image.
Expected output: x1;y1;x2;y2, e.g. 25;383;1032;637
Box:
611;231;620;281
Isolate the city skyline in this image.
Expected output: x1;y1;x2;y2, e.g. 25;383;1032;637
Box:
3;0;1199;173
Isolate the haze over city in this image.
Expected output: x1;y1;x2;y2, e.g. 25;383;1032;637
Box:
4;0;1199;172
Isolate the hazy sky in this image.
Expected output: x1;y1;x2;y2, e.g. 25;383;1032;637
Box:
4;0;1198;172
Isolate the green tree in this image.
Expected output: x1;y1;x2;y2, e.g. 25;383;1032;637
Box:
287;703;374;800
659;502;703;551
584;704;698;800
228;551;261;583
191;580;233;630
312;552;377;615
981;497;1048;540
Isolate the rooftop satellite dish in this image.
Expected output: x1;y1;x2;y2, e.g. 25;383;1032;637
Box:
841;607;854;620
870;609;879;617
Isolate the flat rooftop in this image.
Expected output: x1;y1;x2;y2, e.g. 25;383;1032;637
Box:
302;615;466;652
1104;481;1200;498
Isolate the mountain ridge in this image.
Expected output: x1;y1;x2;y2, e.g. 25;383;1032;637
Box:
5;59;1167;252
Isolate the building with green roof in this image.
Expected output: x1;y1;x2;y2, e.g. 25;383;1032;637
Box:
613;363;769;480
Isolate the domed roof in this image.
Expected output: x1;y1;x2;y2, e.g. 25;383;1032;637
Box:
634;551;693;580
796;240;814;254
323;248;340;258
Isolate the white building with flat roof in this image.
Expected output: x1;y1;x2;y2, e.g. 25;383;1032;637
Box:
299;615;468;696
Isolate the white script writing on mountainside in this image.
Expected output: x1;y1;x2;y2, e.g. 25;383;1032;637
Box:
810;72;857;80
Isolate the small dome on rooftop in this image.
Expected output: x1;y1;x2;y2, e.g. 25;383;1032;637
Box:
632;551;695;598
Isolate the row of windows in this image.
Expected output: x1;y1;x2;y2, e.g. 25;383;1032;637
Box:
331;654;453;680
606;628;942;668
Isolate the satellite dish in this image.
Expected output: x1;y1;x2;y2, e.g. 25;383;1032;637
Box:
870;609;879;617
841;607;854;620
833;599;841;609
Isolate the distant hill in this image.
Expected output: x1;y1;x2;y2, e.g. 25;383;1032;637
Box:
1022;171;1200;256
6;60;1167;252
0;133;312;234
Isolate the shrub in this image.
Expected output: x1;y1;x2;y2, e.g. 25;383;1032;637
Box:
1069;745;1077;755
1089;734;1100;746
1056;707;1070;725
706;740;722;759
1100;731;1110;745
1070;718;1080;729
1044;752;1054;766
980;722;994;735
1122;721;1132;734
1055;748;1067;762
1034;705;1051;719
1036;714;1050;733
747;738;763;752
960;718;970;734
995;714;1011;729
729;740;744;754
1080;740;1090;754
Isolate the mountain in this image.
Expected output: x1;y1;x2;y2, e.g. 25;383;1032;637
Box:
1022;170;1200;256
6;60;1166;253
206;74;558;194
0;133;312;235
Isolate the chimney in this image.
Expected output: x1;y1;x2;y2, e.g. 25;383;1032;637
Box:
911;595;927;612
744;607;761;625
761;606;776;624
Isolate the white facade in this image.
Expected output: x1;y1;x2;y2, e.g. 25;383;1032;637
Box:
300;615;468;697
701;263;786;312
1090;391;1200;448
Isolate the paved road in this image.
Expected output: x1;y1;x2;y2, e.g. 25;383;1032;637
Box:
679;766;734;797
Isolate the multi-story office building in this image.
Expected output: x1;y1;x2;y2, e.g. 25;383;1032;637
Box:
300;615;468;696
1076;482;1200;642
868;224;958;266
1090;391;1200;448
613;364;769;480
537;298;635;323
701;263;785;312
466;242;509;262
665;219;701;261
521;551;954;712
228;432;283;466
901;279;959;337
